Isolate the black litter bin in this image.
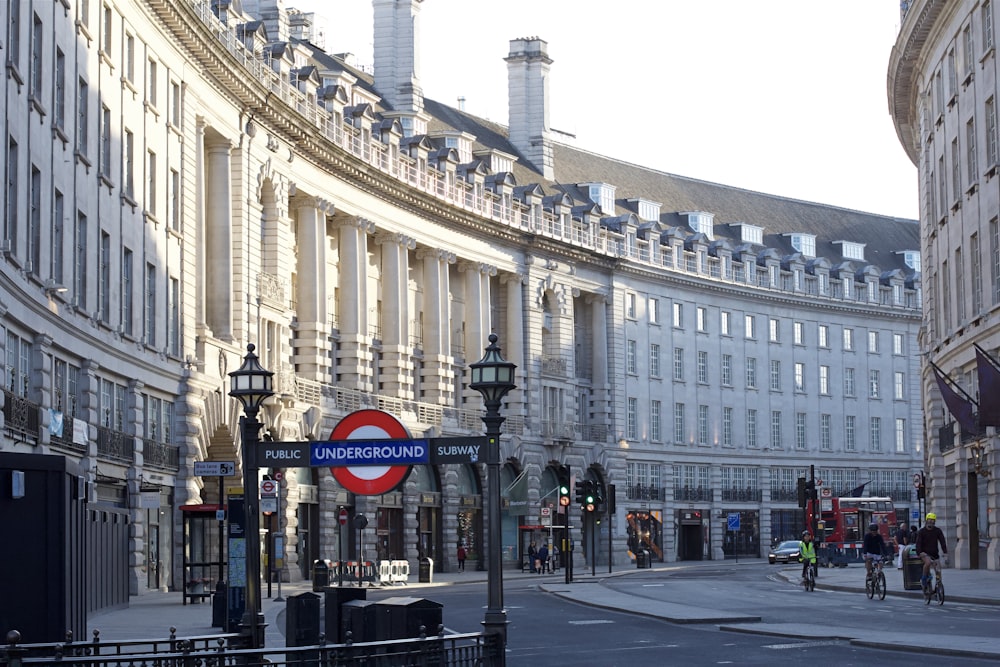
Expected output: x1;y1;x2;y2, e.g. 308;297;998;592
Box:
313;559;332;591
418;557;433;583
374;597;443;640
636;550;650;569
902;548;924;590
341;599;378;643
324;586;367;644
211;582;227;628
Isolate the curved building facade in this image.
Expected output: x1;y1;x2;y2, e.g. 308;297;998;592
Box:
890;0;998;569
0;0;923;596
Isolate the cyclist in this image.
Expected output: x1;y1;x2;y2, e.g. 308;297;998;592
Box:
798;531;817;584
915;512;948;588
862;522;887;577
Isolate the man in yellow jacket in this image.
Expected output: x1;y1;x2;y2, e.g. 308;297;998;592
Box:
799;531;817;583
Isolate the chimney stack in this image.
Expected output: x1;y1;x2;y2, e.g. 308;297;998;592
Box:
373;0;424;112
506;37;553;180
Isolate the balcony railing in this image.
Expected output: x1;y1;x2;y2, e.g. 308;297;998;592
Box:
2;389;41;445
674;486;712;502
627;484;665;501
50;414;87;453
938;424;956;453
96;426;135;463
143;438;180;471
770;488;800;503
721;488;763;503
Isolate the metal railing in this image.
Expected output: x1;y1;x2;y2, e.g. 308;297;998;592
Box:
721;488;763;503
627;484;664;501
142;438;180;471
2;389;41;445
673;486;712;502
96;427;135;463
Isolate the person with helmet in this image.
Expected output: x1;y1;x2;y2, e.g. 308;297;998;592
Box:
916;512;948;587
863;521;887;577
798;531;817;584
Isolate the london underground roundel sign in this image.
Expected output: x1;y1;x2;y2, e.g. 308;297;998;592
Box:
329;410;412;495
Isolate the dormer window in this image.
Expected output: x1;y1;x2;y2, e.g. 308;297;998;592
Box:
731;223;763;245
899;250;921;272
685;212;714;240
834;241;866;261
633;198;661;222
585;182;616;214
444;136;472;163
788;233;816;258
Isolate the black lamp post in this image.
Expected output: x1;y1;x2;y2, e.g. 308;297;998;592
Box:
228;344;274;649
469;333;516;655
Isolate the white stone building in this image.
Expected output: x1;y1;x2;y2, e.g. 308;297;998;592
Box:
890;0;1000;570
0;0;923;597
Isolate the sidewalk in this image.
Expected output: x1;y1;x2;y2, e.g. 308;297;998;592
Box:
85;559;1000;660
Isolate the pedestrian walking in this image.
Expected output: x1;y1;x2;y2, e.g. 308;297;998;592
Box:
456;543;466;571
528;541;537;572
537;543;549;574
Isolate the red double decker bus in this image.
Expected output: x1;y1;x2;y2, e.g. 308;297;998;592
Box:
806;495;896;566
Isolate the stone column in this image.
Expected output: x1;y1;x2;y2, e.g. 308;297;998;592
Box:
418;248;455;404
588;294;610;426
461;261;496;405
502;272;526;414
294;196;333;381
205;139;233;341
337;217;375;391
377;232;416;396
194;118;208;333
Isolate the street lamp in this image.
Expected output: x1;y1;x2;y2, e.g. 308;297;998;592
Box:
228;343;274;649
469;333;516;655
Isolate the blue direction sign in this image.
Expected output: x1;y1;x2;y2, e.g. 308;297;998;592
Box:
727;512;741;531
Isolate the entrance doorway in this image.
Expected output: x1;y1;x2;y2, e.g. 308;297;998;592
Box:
376;507;403;560
676;509;704;561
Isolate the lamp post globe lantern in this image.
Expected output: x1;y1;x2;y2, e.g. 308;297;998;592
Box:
228;344;274;649
469;333;516;655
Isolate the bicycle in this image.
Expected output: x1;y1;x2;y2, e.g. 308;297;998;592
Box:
922;557;945;605
801;561;817;592
865;554;887;600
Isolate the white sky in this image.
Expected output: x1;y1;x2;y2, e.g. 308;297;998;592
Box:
287;1;918;219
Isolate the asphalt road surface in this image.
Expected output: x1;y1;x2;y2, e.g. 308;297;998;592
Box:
359;567;998;665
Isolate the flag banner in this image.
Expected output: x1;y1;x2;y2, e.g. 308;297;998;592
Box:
848;481;870;497
976;347;1000;427
932;364;978;433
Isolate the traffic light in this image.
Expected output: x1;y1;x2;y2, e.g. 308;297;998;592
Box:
558;465;571;507
805;479;817;502
593;481;604;512
583;480;596;513
797;477;807;508
575;480;586;506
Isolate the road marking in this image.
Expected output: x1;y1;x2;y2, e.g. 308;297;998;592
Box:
642;583;665;587
764;640;844;650
568;620;615;625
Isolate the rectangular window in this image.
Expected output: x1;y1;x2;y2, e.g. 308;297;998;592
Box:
648;297;659;324
122;247;133;336
820;414;832;451
870;416;882;452
845;415;856;452
745;357;757;388
8;2;20;71
99;231;110;322
75;212;88;310
984;1;994;52
169;277;179;356
956;247;966;323
170;168;180;231
770;410;782;449
819;365;830;395
895;371;905;400
625;292;636;318
627;339;637;374
6;332;31;397
768;317;780;342
770;359;781;391
988;97;999;167
673;347;684;381
972;232;983;314
746;409;757;448
722;407;733;447
627;397;638;440
952;138;962;203
7;138;18;251
147;150;157;214
968;118;978;187
148;58;158;107
698;405;709;445
170;81;181;128
697;350;708;383
78;78;88;155
844;367;856;397
843;327;854;351
124;130;134;198
674;403;685;443
793;321;804;345
893;333;904;355
100;105;112;177
54;49;66;129
721;353;732;386
721;311;731;335
869;369;880;398
650;400;661;441
31;14;43;97
696;306;707;332
145;262;156;345
794;362;805;392
650;343;660;377
895;418;906;453
126;33;135;82
795;413;807;450
102;3;112;54
868;330;879;353
744;314;755;339
29;167;40;274
992;217;1000;304
672;302;683;328
52;191;64;283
